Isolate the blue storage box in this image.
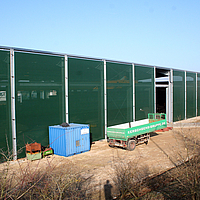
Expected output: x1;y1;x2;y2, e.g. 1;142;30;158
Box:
49;123;90;157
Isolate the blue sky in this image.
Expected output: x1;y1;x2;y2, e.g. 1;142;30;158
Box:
0;0;200;72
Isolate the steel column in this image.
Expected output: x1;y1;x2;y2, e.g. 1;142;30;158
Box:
65;55;68;123
132;63;135;121
10;49;17;161
185;71;187;119
154;66;156;113
169;69;173;123
196;73;198;117
104;60;107;139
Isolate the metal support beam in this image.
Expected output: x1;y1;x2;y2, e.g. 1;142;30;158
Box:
169;69;173;123
155;84;169;88
10;49;17;161
154;66;156;113
196;73;198;117
65;55;69;123
132;63;135;121
65;55;68;123
104;60;107;139
185;71;187;119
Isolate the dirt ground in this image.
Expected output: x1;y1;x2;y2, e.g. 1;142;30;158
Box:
2;116;200;199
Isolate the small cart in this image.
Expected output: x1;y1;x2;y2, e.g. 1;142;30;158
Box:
107;113;167;151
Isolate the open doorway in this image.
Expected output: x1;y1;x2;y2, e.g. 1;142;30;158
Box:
155;68;170;122
156;87;167;114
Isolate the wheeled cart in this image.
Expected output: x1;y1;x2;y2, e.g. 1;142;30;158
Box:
107;113;167;150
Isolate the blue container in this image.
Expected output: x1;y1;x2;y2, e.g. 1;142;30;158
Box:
49;123;90;157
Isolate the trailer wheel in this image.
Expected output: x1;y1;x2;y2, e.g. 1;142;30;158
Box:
127;140;136;151
144;140;148;145
108;139;114;148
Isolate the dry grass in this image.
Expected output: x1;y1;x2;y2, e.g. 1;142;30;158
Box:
0;125;200;199
0;159;92;200
111;127;200;200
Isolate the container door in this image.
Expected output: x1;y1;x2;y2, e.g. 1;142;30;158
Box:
80;126;90;152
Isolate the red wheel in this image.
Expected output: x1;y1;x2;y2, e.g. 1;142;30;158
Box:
127;140;136;151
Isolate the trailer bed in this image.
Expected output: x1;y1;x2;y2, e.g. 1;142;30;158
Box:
107;113;167;150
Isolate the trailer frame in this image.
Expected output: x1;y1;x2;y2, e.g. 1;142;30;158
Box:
107;113;167;150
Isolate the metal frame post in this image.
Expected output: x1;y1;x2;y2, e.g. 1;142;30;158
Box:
10;49;17;161
166;87;169;121
167;71;170;122
169;69;173;123
104;60;107;139
154;66;156;113
196;73;198;117
198;73;200;116
132;63;135;121
65;55;68;123
185;71;187;119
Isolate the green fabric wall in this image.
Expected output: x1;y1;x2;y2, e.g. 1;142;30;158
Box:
107;62;133;126
173;70;185;121
135;66;154;120
186;72;196;118
0;50;12;160
68;58;104;141
15;52;65;157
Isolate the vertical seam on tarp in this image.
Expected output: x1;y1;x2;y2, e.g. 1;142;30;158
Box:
104;60;107;139
10;49;17;160
65;55;68;123
132;63;135;122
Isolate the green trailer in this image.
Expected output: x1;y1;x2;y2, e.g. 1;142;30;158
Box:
107;113;167;150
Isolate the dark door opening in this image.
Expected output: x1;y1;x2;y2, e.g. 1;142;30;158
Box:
156;87;166;114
